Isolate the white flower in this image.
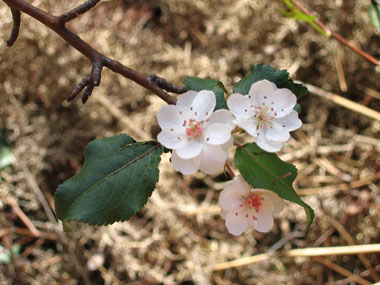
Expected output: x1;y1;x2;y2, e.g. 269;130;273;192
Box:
157;90;234;175
219;175;285;236
227;79;302;152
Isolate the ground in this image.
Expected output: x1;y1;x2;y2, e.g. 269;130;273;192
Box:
0;0;380;284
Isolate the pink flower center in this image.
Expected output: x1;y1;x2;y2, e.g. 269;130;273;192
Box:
252;105;276;131
185;119;203;138
244;193;263;213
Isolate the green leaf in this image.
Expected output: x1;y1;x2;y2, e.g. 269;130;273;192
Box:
368;2;380;31
184;76;228;110
0;139;15;170
281;0;330;37
233;64;308;99
54;134;164;226
235;143;314;228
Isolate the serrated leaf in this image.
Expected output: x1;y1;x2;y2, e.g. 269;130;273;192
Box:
54;134;164;226
235;143;314;228
368;3;380;31
184;76;228;110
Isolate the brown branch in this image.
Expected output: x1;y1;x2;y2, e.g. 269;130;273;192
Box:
57;0;101;25
3;0;177;105
148;74;187;94
6;8;21;46
289;0;380;66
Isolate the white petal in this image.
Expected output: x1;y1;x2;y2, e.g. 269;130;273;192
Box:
219;187;244;212
198;144;227;174
265;124;290;142
257;190;285;214
253;200;274;233
176;140;203;159
206;109;235;130
274;110;302;131
256;131;284;152
177;90;198;109
225;208;250;236
203;124;232;145
157;130;186;149
222;136;234;149
220;208;228;219
227;93;253;117
191;90;216;121
157;105;189;129
248;80;277;107
171;151;201;175
272;89;297;118
234;116;258;137
232;175;252;196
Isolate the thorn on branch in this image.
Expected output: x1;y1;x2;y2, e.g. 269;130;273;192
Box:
148;74;187;94
58;0;101;24
6;8;21;47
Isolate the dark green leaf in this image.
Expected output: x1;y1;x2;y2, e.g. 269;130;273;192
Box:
184;76;228;110
235;143;314;228
54;134;164;226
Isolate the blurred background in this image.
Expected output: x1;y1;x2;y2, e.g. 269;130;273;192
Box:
0;0;379;284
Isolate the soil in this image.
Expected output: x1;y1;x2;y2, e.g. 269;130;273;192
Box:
0;0;379;284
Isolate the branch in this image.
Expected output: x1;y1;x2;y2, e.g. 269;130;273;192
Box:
6;8;21;46
3;0;178;105
289;0;379;66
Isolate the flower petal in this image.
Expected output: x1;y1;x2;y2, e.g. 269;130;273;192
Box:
191;90;216;121
248;79;277;107
219;186;244;212
157;130;187;149
203;123;232;145
171;151;201;175
227;93;253;117
256;131;284;152
177;90;198;109
206;109;235;130
234;116;258;137
253;200;274;233
198;144;228;174
157;105;189;129
225;207;250;236
273;110;302;131
272;89;297;118
257;190;285;214
265;124;290;142
232;175;252;196
176;140;203;159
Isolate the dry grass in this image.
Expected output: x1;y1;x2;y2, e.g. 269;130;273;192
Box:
0;0;379;284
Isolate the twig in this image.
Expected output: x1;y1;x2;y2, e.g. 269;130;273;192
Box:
329;218;379;282
3;0;177;105
224;162;235;178
57;0;101;25
210;244;380;271
302;82;380;122
289;0;379;66
297;172;380;195
148;74;187;94
313;256;372;285
10;201;41;237
6;8;21;46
